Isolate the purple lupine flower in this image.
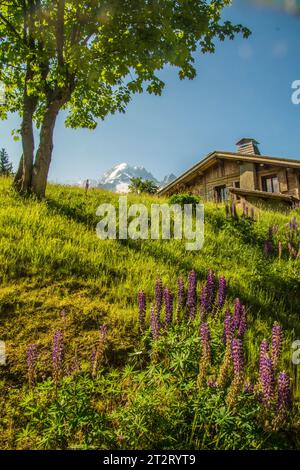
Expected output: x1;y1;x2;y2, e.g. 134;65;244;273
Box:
150;305;160;340
238;305;247;337
27;344;38;387
245;206;249;217
200;322;211;361
260;339;270;357
52;329;64;383
259;348;275;406
277;371;291;412
138;290;146;331
92;324;108;377
223;308;233;344
187;270;197;319
271;322;283;368
245;382;254;394
231;338;244;376
233;298;243;330
155;278;163;319
176;277;185;321
207;379;217;388
207;269;216;296
292;216;297;230
217;276;226;309
278;241;282;259
200;284;210;322
164;287;173;326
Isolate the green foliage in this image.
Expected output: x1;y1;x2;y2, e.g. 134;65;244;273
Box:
0;176;300;449
129;177;158;194
169;193;200;207
0;148;13;175
0;1;251;128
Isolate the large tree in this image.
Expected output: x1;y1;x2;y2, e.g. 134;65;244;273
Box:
0;1;250;198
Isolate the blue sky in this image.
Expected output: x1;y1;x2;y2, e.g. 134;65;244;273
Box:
0;0;300;183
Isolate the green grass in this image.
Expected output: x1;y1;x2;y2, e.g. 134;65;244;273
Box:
0;176;299;449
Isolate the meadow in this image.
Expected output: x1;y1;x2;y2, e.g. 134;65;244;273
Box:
0;175;299;449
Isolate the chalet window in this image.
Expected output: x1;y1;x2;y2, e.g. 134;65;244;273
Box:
234;181;240;188
262;175;279;193
214;185;228;202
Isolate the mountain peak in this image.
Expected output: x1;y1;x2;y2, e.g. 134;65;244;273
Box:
79;163;177;193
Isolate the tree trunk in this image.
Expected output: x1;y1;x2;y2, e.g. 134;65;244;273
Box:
13;95;37;194
31;100;61;198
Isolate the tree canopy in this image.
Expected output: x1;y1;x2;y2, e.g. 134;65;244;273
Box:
0;1;250;197
129;176;159;194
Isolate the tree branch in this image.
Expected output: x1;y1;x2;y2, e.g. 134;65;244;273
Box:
0;11;23;42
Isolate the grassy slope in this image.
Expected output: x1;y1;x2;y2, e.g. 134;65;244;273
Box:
0;176;300;448
0;176;300;378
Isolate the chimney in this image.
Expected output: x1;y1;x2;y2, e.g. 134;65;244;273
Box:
236;138;260;155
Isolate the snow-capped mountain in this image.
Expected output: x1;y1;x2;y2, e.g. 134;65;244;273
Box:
160;173;177;188
98;163;173;193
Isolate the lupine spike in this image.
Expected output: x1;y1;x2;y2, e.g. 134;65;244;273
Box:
155;278;163;320
271;322;283;368
52;329;64;384
176;277;185;322
187;270;197;319
150;305;160;340
138;290;146;332
27;344;38;388
164;287;173;326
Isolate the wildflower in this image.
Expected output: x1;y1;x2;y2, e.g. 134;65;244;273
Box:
200;284;209;322
187;270;197;319
150;305;160;340
164;287;173;326
259;351;275;407
176;277;185;322
271;322;283;369
231;338;244;377
278;240;282;259
200;323;211;361
225;204;230;218
217;276;226;309
207;269;216;297
197;323;211;387
223;308;233;344
238;305;247;337
138;290;146;332
245;382;254;394
226;338;244;405
233;298;243;330
92;324;108;377
245;206;249;217
277;371;291;412
207;379;217;388
52;329;64;384
27;344;38;388
155;278;163;319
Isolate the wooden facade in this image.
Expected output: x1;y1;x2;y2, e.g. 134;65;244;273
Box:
158;139;300;204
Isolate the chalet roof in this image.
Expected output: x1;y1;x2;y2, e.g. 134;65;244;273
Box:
158;150;300;195
236;138;260;146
